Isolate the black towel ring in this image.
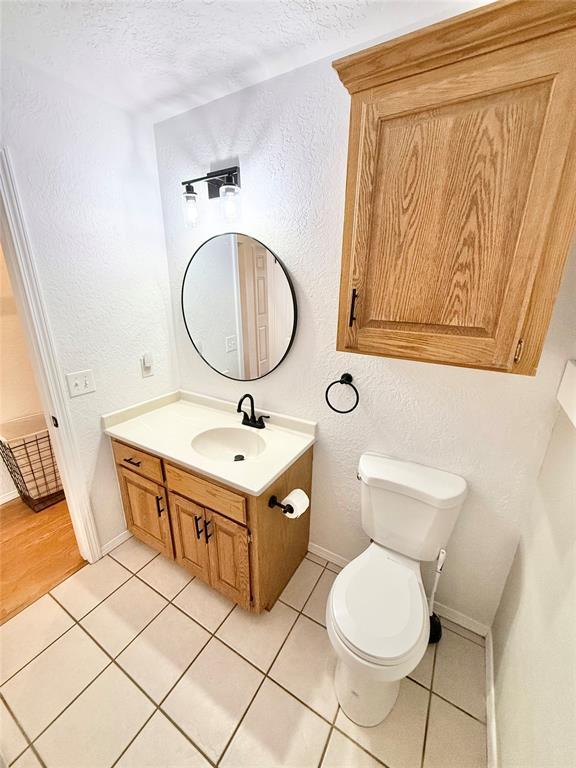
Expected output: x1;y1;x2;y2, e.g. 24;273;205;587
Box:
325;373;359;414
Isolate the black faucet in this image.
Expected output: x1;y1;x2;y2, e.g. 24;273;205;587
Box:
237;394;269;429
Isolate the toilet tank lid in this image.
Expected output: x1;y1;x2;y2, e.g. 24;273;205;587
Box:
358;453;467;509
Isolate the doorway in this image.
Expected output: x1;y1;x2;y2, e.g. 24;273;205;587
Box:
0;244;85;623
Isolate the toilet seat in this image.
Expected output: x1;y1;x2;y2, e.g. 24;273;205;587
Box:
330;545;428;666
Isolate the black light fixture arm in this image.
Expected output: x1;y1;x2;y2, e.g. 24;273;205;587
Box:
181;166;241;199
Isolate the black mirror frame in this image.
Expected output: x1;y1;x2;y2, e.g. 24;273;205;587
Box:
181;232;298;382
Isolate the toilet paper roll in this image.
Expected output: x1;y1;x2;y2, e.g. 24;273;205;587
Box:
281;488;309;519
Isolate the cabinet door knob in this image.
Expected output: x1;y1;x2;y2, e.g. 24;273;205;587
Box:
193;514;204;540
204;519;213;543
155;495;164;517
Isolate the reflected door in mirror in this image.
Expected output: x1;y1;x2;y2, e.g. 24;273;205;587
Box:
181;234;297;381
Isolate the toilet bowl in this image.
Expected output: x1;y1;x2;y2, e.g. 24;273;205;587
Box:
326;453;467;726
326;543;429;725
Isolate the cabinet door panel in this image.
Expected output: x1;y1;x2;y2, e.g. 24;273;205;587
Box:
337;31;576;373
206;510;250;609
119;468;173;558
168;493;209;581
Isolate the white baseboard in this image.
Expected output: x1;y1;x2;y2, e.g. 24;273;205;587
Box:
0;489;19;505
308;542;349;568
485;629;498;768
434;601;489;637
100;529;132;556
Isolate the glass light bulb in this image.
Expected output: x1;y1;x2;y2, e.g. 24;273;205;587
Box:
183;189;198;227
219;183;239;220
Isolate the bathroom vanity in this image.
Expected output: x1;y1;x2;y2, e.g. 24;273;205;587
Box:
102;392;315;612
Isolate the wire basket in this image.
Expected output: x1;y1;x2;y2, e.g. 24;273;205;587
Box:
0;414;65;512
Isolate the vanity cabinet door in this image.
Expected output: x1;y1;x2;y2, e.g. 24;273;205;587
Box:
205;510;250;609
118;468;173;558
168;493;210;582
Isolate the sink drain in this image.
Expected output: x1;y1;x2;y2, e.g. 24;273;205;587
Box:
234;454;245;462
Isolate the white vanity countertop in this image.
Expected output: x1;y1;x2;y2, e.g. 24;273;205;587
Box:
101;390;316;496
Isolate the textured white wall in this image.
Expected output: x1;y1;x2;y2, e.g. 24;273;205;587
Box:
155;57;576;626
492;410;576;767
1;57;177;546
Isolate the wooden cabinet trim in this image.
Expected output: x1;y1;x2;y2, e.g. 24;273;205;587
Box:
112;440;163;484
165;463;246;525
333;0;576;94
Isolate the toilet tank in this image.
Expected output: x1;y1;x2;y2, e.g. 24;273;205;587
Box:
358;453;467;561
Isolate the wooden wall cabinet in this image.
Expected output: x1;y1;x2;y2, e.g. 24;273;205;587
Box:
112;439;312;613
333;0;576;375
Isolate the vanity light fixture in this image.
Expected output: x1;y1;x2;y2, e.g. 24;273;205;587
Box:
182;183;198;227
181;165;241;225
219;172;240;220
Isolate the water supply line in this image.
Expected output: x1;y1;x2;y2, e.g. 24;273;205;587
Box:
428;548;447;617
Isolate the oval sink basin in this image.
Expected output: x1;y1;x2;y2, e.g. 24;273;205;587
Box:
191;427;266;462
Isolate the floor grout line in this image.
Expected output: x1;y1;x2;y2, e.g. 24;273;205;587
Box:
216;560;332;766
419;644;438;768
429;691;488;725
0;555;178;689
0;601;75;688
316;725;333;768
108;709;158;768
1;547;488;768
0;691;40;768
23;592;219;768
2;555;351;765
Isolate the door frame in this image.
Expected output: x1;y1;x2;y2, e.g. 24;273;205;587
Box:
0;147;100;562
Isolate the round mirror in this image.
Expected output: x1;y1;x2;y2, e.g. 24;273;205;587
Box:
181;233;297;380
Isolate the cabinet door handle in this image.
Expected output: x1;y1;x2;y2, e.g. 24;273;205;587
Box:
124;457;142;468
348;288;358;327
155;495;164;517
204;519;213;543
193;514;204;540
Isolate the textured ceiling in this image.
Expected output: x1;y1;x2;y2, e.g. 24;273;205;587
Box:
2;0;487;120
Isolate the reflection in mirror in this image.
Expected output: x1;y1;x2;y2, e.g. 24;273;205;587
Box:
181;234;297;381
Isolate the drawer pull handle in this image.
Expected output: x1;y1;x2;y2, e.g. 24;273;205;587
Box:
193;514;204;540
155;495;164;517
124;457;142;468
204;519;213;544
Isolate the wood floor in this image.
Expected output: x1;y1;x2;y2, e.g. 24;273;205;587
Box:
0;496;85;624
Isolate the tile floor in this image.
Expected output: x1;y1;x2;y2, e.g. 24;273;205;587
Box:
0;539;488;768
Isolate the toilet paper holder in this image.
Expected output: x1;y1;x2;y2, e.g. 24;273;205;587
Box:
268;495;294;516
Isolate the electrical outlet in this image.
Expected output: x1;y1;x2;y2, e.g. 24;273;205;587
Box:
225;335;237;353
66;369;96;398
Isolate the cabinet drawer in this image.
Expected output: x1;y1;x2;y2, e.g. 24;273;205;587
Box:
112;440;163;483
166;464;246;525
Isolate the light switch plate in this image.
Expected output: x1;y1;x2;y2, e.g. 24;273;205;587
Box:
140;354;154;378
66;369;95;398
225;335;237;353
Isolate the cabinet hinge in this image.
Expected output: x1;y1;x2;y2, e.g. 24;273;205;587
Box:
247;530;252;544
513;338;524;364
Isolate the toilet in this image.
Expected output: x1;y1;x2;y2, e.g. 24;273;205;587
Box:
326;452;467;726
